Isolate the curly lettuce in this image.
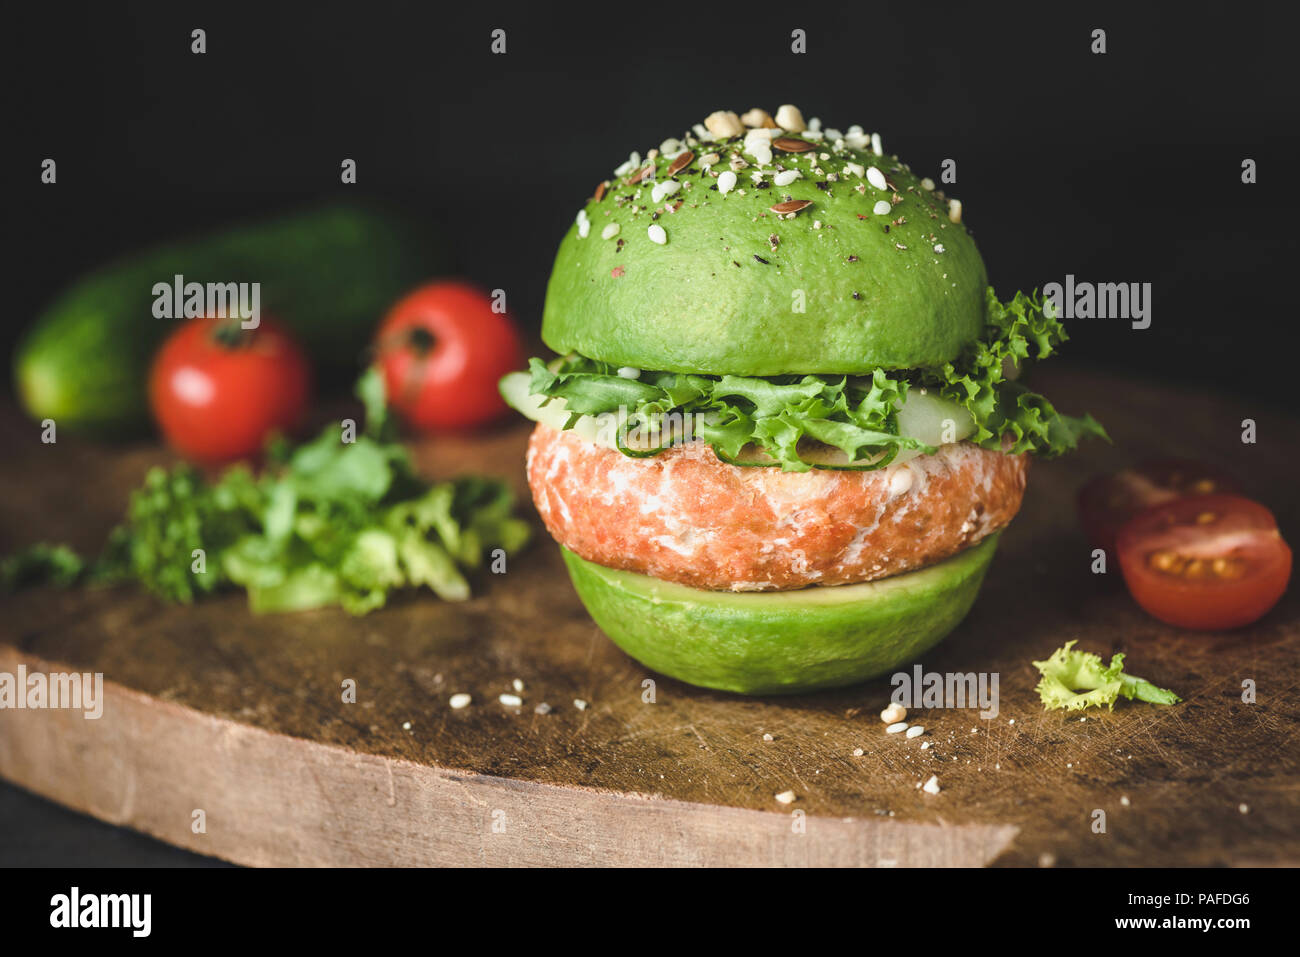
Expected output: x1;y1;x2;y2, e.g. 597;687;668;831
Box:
529;357;925;472
1033;641;1181;711
524;286;1106;471
929;288;1107;455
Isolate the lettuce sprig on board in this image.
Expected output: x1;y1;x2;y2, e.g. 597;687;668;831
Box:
4;370;531;615
526;286;1107;471
1033;641;1181;711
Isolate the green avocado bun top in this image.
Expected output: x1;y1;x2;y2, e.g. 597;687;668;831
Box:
541;106;986;377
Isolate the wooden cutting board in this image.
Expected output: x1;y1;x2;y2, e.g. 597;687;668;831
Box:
1;366;1297;867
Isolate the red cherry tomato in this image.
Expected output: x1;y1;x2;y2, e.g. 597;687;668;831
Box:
149;316;311;465
1078;459;1242;555
373;280;524;431
1116;494;1291;630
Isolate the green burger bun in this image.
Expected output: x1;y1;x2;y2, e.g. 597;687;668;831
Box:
543;114;986;376
561;535;1000;695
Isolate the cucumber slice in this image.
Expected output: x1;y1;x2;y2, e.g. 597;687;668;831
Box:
499;371;614;448
716;439;900;471
896;389;974;447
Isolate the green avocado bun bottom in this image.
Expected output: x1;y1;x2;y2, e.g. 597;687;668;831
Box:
561;536;999;695
513;106;1102;695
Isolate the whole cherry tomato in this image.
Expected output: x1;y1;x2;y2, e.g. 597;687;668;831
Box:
149;316;311;465
373;281;524;431
1078;459;1242;555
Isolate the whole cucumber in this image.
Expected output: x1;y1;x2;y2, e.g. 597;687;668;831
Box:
14;203;444;435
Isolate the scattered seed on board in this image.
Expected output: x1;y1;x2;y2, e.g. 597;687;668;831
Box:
534;702;552;715
449;693;472;709
922;775;941;795
886;721;909;734
402;721;412;731
880;702;907;724
920;741;932;750
1120;795;1130;807
775;790;796;805
499;693;523;707
512;678;525;693
906;725;925;739
573;698;589;711
853;747;864;756
762;733;774;742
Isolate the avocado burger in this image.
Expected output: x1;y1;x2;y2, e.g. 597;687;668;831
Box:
500;105;1105;695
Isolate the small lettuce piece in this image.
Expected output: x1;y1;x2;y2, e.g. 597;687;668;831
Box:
395;531;469;602
339;528;404;593
95;463;257;603
0;543;85;591
529;357;663;415
355;365;397;443
1033;641;1181;711
244;563;343;615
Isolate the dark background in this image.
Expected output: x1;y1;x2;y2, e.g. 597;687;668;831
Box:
9;2;1300;403
3;2;1296;865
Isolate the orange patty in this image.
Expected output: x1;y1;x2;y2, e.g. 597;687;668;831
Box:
527;423;1028;591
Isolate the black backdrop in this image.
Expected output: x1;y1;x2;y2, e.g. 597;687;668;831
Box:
9;2;1298;403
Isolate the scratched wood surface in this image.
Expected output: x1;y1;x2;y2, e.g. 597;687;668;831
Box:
1;365;1297;867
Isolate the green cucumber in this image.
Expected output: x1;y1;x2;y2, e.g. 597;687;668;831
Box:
15;203;444;435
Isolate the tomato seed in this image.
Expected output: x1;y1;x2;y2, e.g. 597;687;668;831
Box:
1150;550;1178;571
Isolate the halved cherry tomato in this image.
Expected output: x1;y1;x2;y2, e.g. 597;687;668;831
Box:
1116;494;1291;630
149;316;311;465
1078;459;1242;554
374;281;524;431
